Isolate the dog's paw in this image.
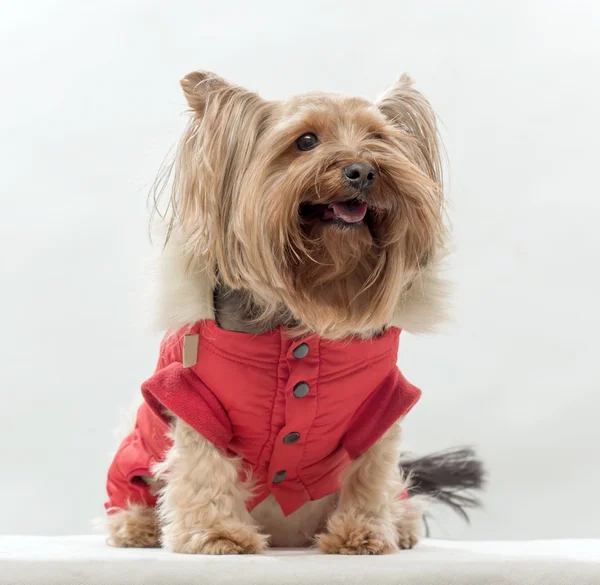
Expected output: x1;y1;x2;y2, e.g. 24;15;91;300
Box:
394;498;422;549
396;523;419;550
105;505;160;548
317;512;398;555
166;521;269;555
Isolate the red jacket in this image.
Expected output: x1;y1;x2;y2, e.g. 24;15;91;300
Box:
106;320;421;516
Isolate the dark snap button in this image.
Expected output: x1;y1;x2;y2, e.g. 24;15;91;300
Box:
293;343;309;359
272;470;287;483
293;381;310;398
283;432;301;445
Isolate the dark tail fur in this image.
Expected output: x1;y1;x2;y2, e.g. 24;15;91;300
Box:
399;446;486;525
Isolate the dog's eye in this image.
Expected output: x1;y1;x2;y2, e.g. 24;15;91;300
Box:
370;133;383;140
296;133;319;151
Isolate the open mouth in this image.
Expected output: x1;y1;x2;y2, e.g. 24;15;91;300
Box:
300;199;369;226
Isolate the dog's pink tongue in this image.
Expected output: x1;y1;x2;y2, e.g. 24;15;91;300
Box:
329;201;368;223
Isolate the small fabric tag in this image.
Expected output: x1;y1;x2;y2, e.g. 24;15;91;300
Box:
182;334;200;368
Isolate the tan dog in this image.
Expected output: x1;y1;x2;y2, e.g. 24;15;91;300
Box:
104;71;482;554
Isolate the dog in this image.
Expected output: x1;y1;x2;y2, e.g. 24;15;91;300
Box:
103;71;483;555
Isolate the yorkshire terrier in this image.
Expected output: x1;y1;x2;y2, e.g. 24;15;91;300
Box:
103;71;483;555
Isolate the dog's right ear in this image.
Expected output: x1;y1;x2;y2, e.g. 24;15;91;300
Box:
180;71;230;116
171;70;271;283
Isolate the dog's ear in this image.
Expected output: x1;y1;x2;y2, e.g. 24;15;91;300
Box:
377;74;441;182
171;71;271;282
180;70;231;115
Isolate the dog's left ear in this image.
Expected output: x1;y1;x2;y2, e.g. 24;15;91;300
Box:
377;74;441;182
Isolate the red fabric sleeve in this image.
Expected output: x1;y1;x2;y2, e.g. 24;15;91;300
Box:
141;362;233;452
105;429;158;511
342;367;421;460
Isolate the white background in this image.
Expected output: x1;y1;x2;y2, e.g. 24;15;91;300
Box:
1;0;599;540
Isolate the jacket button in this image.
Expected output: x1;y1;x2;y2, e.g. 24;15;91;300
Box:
273;470;287;483
292;343;309;359
283;432;300;444
293;381;310;398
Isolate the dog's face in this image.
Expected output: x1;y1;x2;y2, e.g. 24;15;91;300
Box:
170;72;444;338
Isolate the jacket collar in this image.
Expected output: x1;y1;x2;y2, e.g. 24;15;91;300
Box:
151;232;449;337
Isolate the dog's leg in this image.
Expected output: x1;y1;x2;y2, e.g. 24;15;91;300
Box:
157;418;268;554
317;423;420;554
392;496;422;550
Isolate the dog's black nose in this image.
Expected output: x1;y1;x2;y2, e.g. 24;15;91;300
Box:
343;162;376;189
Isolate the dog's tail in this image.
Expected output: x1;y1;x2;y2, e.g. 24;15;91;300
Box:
400;446;486;523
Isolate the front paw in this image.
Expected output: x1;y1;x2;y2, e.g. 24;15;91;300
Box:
165;520;269;555
317;512;398;555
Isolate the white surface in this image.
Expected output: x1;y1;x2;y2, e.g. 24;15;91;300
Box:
1;536;600;585
1;0;600;540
